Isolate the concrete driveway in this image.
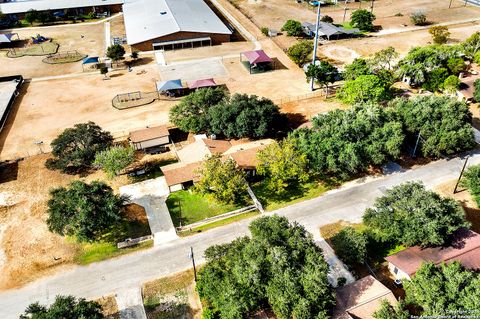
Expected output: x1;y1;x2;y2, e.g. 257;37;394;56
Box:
120;177;178;246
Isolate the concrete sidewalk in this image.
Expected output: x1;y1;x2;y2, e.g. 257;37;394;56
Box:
120;177;177;246
115;287;147;319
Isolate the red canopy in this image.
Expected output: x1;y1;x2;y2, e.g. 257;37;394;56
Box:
187;78;217;89
242;50;273;64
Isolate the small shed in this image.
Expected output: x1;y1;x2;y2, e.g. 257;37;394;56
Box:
187;78;217;89
240;50;275;74
129;125;170;152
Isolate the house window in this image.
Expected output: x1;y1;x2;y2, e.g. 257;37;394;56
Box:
393;267;398;275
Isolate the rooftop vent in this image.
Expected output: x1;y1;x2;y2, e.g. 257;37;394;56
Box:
160;11;167;15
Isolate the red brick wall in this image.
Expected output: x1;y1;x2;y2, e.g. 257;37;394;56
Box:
131;32;231;52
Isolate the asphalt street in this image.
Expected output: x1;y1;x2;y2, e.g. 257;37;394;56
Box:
1;152;478;318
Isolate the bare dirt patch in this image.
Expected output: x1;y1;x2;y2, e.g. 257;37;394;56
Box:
0;67;176;160
0;154;132;290
96;295;120;319
0;22;106;78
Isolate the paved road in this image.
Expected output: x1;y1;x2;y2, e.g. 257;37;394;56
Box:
1;152;479;318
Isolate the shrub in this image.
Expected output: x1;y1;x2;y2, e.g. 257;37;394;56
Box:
321;15;334;23
337;277;347;287
261;27;269;36
94;146;135;178
474;52;480;64
337;74;391;104
443;75;460;94
281;19;303;36
460;164;480;207
429;26;450;44
410;10;427;26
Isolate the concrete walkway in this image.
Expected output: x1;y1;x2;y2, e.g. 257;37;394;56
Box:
119;177;178;246
115;287;147;319
310;230;355;287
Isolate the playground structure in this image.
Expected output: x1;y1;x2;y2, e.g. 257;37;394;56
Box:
6;41;58;58
42;50;87;64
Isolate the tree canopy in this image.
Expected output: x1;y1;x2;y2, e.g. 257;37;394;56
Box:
46;122;113;174
196;215;334;319
208;94;286;139
331;227;367;266
305;61;339;96
106;44;125;62
292;104;404;179
343;58;372;81
257;137;309;195
397;45;462;88
20;295;104;319
287;40;313;66
404;262;480;315
363;182;469;247
463;31;480;57
391;96;475;157
47;180;128;241
194;155;247;204
350;9;376;32
460;164;480;207
475;79;480;102
94;146;135;178
337;75;391;104
373;300;409;319
281;19;304;36
169;87;227;133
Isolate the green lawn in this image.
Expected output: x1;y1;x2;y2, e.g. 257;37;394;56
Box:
75;240;153;265
251;179;331;211
74;209;153;265
178;211;260;237
166;190;244;227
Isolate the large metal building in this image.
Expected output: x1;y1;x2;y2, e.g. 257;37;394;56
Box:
123;0;232;51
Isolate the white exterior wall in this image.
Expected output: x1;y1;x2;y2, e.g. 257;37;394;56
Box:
169;184;183;192
133;136;169;150
388;262;411;281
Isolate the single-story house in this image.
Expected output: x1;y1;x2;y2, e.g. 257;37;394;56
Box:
302;21;360;40
122;0;232;51
162;138;272;191
129;125;170;152
161;161;202;192
386;229;480;281
333;275;397;319
0;0;124;17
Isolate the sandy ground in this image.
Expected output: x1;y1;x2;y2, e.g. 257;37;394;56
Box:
0;152;139;290
0;21;106;78
231;0;480;33
0;66;176;160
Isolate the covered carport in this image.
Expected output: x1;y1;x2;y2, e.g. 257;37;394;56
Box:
240;50;275;74
187;78;217;90
156;79;184;96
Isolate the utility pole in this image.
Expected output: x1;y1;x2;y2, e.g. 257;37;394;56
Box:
189;246;197;281
310;2;321;91
454;156;469;194
370;0;375;13
411;133;421;158
343;7;349;23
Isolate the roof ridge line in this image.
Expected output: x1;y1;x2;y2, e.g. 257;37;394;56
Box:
345;290;393;312
163;0;181;32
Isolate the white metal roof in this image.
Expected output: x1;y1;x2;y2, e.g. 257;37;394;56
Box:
123;0;232;45
0;0;125;15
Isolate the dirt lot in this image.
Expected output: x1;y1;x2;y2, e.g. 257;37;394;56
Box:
0;66;177;160
231;0;480;34
0;153;135;290
0;20;107;78
318;21;480;64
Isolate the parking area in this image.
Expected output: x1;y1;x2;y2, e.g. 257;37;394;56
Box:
159;58;229;81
